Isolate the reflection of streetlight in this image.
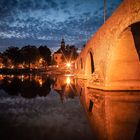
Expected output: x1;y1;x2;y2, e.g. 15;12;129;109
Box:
38;79;43;87
0;74;3;80
21;75;24;82
66;77;71;85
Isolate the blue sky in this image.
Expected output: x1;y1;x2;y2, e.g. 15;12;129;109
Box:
0;0;123;52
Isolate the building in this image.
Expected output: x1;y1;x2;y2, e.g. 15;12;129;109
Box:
53;38;65;66
53;38;78;66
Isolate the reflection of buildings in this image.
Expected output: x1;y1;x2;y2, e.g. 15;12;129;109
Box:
76;79;140;140
53;75;77;103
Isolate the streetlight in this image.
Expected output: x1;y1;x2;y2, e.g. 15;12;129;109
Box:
66;62;71;68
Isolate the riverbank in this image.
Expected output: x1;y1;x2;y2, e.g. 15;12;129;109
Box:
0;68;46;75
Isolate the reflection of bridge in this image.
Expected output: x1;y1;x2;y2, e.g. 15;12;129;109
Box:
75;0;140;90
76;78;140;140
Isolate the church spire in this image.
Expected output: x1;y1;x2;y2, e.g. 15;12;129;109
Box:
61;38;65;51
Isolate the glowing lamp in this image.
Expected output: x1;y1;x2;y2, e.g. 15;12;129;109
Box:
66;62;71;68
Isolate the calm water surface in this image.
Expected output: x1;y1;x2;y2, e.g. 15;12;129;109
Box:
0;74;140;140
0;74;93;140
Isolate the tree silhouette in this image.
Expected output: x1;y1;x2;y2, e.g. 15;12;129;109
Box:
38;45;52;65
21;45;40;69
3;46;20;66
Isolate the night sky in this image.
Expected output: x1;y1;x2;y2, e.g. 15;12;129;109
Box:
0;0;123;52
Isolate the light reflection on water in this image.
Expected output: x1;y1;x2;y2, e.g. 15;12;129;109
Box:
0;74;140;140
75;79;140;140
0;74;93;140
0;74;77;100
0;74;53;98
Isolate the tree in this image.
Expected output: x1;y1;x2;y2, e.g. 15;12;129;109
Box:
21;45;40;68
38;46;52;65
3;46;20;66
64;45;78;61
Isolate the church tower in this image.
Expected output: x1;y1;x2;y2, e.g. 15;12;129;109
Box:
61;38;65;51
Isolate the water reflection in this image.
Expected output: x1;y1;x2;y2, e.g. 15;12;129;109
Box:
76;79;140;140
1;74;140;140
0;74;77;100
0;75;53;98
53;75;77;103
0;74;92;140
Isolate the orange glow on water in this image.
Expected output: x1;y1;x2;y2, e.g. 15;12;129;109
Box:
66;77;71;85
0;75;3;80
38;79;43;86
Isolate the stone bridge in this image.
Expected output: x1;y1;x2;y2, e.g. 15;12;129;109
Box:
75;0;140;90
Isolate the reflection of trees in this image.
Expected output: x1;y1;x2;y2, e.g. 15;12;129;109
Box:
0;76;53;99
1;77;21;96
38;78;52;97
20;80;39;98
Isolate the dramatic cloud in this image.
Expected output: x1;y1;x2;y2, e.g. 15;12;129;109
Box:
0;0;123;51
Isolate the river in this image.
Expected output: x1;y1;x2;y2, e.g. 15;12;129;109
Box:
0;74;140;140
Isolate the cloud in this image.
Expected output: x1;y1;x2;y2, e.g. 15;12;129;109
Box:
0;0;123;50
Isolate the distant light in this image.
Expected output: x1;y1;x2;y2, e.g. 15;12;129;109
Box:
38;79;43;87
66;62;71;68
66;77;71;85
0;65;3;68
39;58;43;63
0;74;4;80
21;75;24;82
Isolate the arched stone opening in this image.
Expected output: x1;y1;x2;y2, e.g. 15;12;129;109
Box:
106;22;140;90
85;51;94;78
80;58;83;69
90;52;94;73
131;22;140;60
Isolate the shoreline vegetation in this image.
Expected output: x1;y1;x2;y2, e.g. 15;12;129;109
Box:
0;66;72;75
0;68;46;75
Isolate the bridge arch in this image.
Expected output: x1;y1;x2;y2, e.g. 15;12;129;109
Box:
106;21;140;90
131;22;140;60
85;50;94;79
